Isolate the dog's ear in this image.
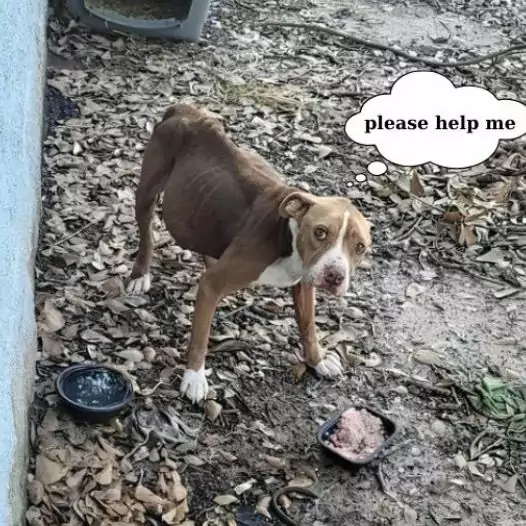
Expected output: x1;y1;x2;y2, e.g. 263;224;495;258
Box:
278;191;316;219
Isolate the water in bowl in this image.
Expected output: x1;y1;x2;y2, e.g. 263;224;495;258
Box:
65;369;128;407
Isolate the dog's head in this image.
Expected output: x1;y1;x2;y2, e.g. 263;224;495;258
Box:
279;191;372;296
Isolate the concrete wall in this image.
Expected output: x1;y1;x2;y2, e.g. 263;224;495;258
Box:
0;0;46;523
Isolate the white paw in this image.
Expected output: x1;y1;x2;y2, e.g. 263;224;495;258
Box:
180;367;209;404
127;274;151;294
314;351;344;378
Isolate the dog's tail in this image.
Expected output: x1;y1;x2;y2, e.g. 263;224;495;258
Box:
160;105;179;123
152;105;183;132
155;103;224;133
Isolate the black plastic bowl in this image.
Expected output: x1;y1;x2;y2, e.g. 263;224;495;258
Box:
317;405;398;468
55;364;134;423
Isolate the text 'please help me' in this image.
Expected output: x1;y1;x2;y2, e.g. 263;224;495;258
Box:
364;115;516;134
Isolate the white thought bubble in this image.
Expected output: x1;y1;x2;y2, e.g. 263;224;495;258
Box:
345;71;526;169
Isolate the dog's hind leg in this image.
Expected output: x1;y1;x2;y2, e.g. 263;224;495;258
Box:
203;255;218;269
127;129;173;295
127;182;158;294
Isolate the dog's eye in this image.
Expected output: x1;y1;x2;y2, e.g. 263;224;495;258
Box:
314;226;328;240
356;243;365;254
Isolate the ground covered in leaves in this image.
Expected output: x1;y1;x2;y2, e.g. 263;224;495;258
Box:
29;0;526;524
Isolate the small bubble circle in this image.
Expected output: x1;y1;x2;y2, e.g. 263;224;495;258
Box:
367;161;388;176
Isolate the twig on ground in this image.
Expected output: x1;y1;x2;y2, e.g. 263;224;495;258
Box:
128;238;171;257
426;250;517;287
390;217;423;243
271;485;319;526
123;428;152;461
233;0;258;11
379;439;413;460
209;339;251;353
384;368;452;396
376;463;404;508
52;218;102;247
259;21;526;68
137;381;164;397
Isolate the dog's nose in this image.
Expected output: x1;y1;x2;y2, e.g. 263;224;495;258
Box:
325;268;344;286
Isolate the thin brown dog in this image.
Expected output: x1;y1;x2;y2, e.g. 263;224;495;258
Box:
127;103;372;403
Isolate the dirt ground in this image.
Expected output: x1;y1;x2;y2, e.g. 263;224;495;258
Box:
29;0;526;525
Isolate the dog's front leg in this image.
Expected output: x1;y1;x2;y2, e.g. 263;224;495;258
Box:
181;245;268;404
180;270;222;404
292;282;343;378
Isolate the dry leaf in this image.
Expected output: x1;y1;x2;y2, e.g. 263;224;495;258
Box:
234;479;256;495
214;494;238;506
80;329;111;344
454;453;467;469
67;468;87;488
410;171;425;197
483;181;510;203
322;325;358;348
476;247;506;264
95;463;113;486
101;277;125;296
317;145;333;159
116;349;144;362
459;223;478;246
205;400;222;422
26;507;44;526
256;496;272;519
264;455;286;468
404;505;418;524
162;500;189;526
279;494;292;509
499;474;518;493
135;484;164;506
171;482;188;502
442;211;463;223
467;461;486;478
27;480;44;505
38;300;65;333
40;333;66;358
35;454;66;485
406;283;426;298
288;476;314;488
162;508;180;525
184;455;205;467
94;485;122;502
362;353;382;367
219;450;237;463
413;349;442;366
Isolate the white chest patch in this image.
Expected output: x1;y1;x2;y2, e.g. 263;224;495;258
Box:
252;220;304;289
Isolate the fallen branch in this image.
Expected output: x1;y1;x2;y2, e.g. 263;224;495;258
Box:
259;21;526;68
376;463;404;508
384;368;451;396
51;217;102;247
233;0;258;11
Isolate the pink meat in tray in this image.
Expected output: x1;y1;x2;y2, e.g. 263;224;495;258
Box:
328;408;386;460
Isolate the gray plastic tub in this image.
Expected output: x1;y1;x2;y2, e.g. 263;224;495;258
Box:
66;0;211;42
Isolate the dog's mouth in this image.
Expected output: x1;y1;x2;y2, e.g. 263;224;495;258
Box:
310;274;349;297
306;259;350;297
319;283;348;297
